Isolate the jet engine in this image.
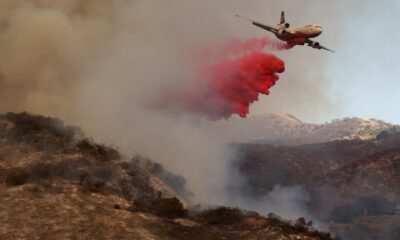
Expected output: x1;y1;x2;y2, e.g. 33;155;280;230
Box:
310;42;320;48
277;23;290;29
278;29;288;36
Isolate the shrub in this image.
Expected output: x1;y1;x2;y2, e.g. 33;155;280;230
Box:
199;207;245;225
92;165;115;182
122;163;155;200
131;156;192;198
79;171;106;193
5;169;30;186
131;196;188;219
30;162;51;180
294;217;307;231
113;204;121;210
76;139;120;162
50;160;79;180
91;180;106;193
3;112;82;151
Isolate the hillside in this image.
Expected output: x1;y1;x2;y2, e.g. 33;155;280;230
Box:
233;133;400;239
234;134;400;196
0;112;336;240
220;113;397;145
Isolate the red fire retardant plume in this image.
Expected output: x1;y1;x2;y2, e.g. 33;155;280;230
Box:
185;38;286;120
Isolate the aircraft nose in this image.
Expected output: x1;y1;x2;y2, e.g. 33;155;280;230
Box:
315;26;323;34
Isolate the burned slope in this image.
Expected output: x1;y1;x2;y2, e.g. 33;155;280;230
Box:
233;139;376;196
0;112;336;240
234;133;400;198
314;147;400;203
233;133;400;240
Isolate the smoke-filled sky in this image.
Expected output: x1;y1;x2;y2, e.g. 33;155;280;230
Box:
0;0;398;123
0;0;399;211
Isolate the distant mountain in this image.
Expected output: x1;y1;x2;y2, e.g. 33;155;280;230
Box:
235;133;400;200
233;132;400;240
220;113;398;145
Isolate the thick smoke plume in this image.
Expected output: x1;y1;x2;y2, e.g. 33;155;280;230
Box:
164;38;286;119
0;0;337;219
0;0;239;204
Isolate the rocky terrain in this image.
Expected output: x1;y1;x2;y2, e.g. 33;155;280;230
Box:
0;112;336;240
220;113;399;145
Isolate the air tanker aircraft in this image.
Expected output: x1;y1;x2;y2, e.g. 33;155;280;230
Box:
236;11;334;53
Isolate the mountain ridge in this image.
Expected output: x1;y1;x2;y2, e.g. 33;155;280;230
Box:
220;113;398;145
233;128;400;239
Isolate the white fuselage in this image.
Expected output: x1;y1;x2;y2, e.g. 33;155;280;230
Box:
236;12;334;52
276;24;323;44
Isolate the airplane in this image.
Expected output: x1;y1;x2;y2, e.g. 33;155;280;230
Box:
236;11;334;53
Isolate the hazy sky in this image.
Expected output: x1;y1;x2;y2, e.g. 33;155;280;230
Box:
0;0;399;125
240;0;400;124
324;1;400;125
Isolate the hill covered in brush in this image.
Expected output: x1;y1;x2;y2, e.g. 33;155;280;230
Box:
0;112;336;240
233;130;400;239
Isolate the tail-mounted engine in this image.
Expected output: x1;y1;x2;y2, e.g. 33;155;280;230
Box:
278;29;289;36
277;23;290;29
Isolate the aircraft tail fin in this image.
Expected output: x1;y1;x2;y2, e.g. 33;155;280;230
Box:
280;11;285;24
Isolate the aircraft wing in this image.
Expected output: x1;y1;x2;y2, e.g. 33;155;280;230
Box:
236;15;279;33
306;39;335;53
